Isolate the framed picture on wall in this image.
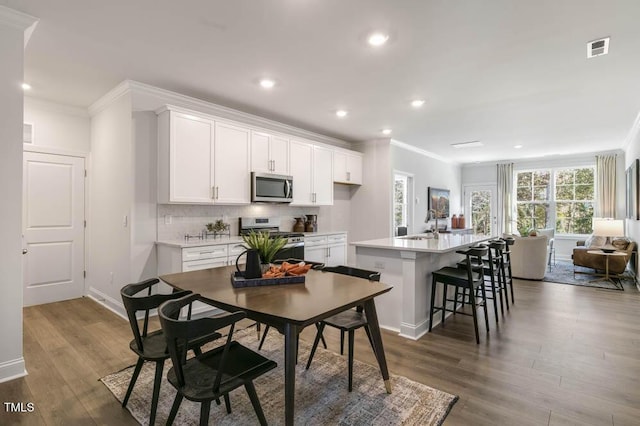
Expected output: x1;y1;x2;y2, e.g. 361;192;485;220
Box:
626;159;639;220
428;187;450;218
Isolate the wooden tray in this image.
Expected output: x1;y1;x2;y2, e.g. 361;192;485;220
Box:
230;271;305;288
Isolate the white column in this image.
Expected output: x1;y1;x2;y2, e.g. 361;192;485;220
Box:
0;5;38;383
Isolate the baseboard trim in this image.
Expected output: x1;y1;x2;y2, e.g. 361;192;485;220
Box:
0;358;27;384
86;287;127;320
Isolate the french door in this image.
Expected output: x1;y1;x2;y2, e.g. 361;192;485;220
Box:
464;185;497;236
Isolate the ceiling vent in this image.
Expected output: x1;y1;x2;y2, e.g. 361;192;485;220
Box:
587;37;610;58
451;140;483;149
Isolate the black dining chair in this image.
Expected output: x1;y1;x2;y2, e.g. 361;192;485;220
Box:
120;279;222;426
430;246;490;344
159;293;277;426
305;265;381;392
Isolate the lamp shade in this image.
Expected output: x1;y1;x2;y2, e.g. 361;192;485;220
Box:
592;219;625;237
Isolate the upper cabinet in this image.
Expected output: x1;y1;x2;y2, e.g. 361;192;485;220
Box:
250;131;289;175
289;140;333;206
213;122;251;204
158;105;361;206
333;150;363;185
158;107;250;204
158;110;214;204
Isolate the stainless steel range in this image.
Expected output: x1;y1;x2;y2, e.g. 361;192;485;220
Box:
239;217;304;260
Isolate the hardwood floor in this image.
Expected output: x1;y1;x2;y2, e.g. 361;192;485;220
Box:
1;279;639;425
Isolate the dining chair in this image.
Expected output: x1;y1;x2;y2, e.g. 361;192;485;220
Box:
159;293;277;426
120;279;222;426
305;265;381;392
430;246;490;344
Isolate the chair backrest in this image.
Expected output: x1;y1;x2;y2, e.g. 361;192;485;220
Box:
456;246;489;284
120;278;191;353
321;265;381;282
158;294;246;391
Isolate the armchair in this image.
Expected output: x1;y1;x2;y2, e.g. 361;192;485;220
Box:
509;235;549;280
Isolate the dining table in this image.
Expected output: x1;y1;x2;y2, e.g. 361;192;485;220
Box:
159;264;393;426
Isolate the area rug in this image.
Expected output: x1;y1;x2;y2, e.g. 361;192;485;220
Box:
542;260;633;290
101;326;458;425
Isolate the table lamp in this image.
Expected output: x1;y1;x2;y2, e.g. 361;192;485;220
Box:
592;219;625;253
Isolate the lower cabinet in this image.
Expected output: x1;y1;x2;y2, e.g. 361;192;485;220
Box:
304;233;347;267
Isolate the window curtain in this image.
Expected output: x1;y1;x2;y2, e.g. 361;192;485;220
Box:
497;163;514;235
596;154;616;218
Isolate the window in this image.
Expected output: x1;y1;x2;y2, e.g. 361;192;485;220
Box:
515;167;594;235
394;174;409;234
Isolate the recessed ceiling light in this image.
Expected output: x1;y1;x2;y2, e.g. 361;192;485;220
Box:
410;99;425;108
336;110;348;118
451;141;484;149
259;78;275;89
21;83;31;90
381;128;392;135
514;144;523;149
368;32;389;47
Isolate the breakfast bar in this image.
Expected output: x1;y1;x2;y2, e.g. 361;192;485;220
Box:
352;233;492;340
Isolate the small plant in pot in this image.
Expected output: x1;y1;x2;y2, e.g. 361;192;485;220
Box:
241;231;288;265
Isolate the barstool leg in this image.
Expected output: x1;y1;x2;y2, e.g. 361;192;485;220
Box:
453;287;459;314
480;281;489;332
488;270;499;323
429;276;437;331
441;282;448;327
468;285;480;344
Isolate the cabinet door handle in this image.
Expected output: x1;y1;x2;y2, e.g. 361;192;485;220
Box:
272;159;276;171
215;186;219;199
212;186;216;199
347;171;351;181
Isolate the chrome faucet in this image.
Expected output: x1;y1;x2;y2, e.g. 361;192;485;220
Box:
425;209;439;239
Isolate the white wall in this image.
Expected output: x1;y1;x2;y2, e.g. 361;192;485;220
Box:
87;92;133;313
391;143;462;233
24;97;90;153
349;139;392;263
0;7;36;383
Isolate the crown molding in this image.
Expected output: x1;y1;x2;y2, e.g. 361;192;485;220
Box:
98;80;351;148
0;5;37;31
87;80;132;116
390;139;455;164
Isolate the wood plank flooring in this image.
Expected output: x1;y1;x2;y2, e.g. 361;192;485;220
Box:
1;278;639;425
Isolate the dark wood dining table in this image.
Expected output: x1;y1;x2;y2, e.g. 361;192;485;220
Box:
159;265;393;426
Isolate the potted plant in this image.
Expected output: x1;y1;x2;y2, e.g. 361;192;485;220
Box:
241;231;288;265
206;219;230;233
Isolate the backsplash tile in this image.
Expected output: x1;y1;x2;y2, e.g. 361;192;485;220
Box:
157;204;321;240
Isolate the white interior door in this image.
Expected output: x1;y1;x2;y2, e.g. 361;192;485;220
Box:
23;152;85;306
464;184;497;236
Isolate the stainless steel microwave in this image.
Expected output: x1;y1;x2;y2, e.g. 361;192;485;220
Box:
251;172;293;203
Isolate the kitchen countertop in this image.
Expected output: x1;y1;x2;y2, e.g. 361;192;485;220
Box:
351;233;492;253
156;231;348;249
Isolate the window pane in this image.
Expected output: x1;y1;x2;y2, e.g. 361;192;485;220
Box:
556;185;574;200
575;184;593;200
517;187;532;202
556;170;574;185
517;172;532;187
533;171;550;186
575;168;594;184
533;186;549;201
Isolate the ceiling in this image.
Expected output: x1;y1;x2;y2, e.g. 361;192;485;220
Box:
4;0;640;163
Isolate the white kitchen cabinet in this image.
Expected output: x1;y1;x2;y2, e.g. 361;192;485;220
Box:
304;233;347;266
213;122;251;204
158;108;251;205
289;140;333;206
333;150;363;185
228;241;247;266
313;145;334;204
158;110;214;203
251;131;289;175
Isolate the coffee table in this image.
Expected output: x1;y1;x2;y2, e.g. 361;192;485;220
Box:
586;250;627;289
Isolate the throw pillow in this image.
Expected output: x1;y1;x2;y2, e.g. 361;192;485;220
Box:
585;234;606;248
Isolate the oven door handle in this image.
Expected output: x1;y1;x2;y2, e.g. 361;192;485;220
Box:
283;242;304;249
284;179;292;199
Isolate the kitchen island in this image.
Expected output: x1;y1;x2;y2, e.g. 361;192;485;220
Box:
352;233;492;340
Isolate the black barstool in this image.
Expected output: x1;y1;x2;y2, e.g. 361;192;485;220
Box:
429;246;490;344
501;237;515;305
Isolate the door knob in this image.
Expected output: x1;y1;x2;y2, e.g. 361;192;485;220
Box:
22;249;28;254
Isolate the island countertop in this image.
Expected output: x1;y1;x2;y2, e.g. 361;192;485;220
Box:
351;233;492;253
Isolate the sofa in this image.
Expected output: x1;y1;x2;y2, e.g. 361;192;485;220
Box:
572;238;635;274
509;235;549;280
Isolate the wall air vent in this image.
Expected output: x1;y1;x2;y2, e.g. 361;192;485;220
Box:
587;37;609;58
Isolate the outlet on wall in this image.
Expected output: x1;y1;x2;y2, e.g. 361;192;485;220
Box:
374;261;385;269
